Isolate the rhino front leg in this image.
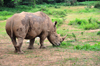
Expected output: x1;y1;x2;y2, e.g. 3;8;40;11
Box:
28;38;35;49
15;38;24;54
40;38;46;49
39;32;48;49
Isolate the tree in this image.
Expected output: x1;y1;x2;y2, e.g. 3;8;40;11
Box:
3;0;15;7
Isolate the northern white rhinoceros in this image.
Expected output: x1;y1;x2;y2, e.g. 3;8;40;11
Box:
5;11;66;54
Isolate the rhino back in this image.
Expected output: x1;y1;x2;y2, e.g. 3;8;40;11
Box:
24;12;53;39
6;12;54;39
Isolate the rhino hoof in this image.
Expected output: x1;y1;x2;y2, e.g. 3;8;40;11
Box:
27;47;34;49
17;51;24;54
40;46;46;49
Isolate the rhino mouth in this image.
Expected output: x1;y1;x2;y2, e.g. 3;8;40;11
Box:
52;42;61;46
47;37;61;46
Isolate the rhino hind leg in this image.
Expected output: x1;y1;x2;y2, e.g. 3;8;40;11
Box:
28;38;35;49
11;36;18;53
15;38;24;54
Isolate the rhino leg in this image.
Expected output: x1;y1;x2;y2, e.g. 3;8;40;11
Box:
40;38;46;49
11;36;17;53
39;32;48;49
15;38;24;54
28;38;35;49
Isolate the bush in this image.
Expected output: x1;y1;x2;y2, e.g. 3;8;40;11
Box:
64;0;77;6
0;11;13;16
46;10;67;18
39;6;48;11
68;18;88;25
94;3;100;8
54;5;60;8
97;31;100;35
16;5;33;9
68;18;100;30
52;10;67;18
74;43;100;51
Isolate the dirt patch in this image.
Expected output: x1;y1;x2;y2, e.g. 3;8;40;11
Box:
0;20;6;22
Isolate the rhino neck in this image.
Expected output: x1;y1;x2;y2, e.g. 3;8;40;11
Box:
47;35;53;45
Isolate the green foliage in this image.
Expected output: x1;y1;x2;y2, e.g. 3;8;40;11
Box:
52;18;63;28
0;11;13;16
15;5;33;9
60;41;73;48
68;18;100;30
78;8;96;13
64;0;77;6
97;31;100;35
68;18;87;25
72;33;77;41
54;5;60;8
54;41;73;48
45;10;67;18
39;6;48;11
74;42;100;51
77;1;99;6
52;10;67;18
94;3;100;8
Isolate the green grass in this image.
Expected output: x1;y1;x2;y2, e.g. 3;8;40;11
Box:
54;41;74;48
77;1;99;6
74;42;100;51
0;22;6;35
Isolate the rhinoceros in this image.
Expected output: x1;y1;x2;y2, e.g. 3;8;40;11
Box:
5;11;66;54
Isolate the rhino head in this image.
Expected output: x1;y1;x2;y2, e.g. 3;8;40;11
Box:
47;21;67;46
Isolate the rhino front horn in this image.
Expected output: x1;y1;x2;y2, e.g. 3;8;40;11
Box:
62;34;67;41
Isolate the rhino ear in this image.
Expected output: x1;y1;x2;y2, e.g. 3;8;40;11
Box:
54;21;57;27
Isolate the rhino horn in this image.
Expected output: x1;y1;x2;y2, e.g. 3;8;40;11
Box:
61;34;67;42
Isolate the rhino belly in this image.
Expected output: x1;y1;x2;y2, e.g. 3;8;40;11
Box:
25;29;42;39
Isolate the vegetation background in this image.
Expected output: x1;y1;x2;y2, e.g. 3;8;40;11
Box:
0;0;100;66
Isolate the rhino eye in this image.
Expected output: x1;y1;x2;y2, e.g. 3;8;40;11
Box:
55;35;58;37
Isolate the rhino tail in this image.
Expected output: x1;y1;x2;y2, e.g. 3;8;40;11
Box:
10;20;14;41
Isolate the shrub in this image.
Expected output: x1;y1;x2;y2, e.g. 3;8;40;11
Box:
39;6;48;11
83;23;99;30
94;3;100;8
97;31;100;35
68;18;88;25
68;18;100;30
54;5;60;8
16;5;33;9
0;11;13;16
46;10;67;18
64;0;77;6
52;10;67;18
74;43;100;51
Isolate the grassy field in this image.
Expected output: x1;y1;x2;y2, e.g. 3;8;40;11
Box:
0;1;100;66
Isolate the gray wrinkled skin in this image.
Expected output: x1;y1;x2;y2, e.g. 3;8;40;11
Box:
5;11;66;54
